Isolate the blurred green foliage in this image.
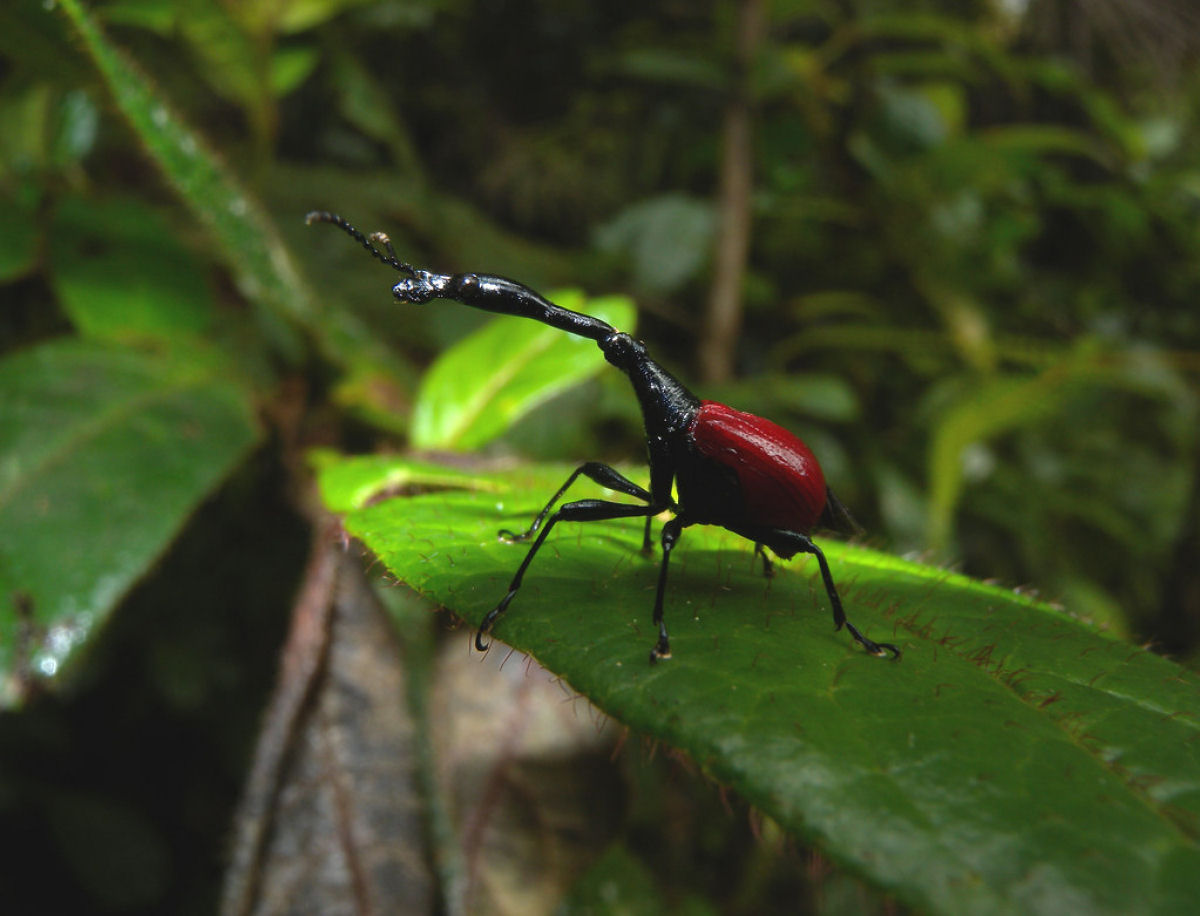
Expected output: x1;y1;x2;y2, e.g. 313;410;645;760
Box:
2;0;1199;912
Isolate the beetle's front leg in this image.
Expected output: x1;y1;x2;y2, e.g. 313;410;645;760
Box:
800;535;899;659
497;462;654;543
479;499;663;652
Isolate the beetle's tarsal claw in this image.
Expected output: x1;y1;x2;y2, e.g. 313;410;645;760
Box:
860;636;901;660
842;619;901;659
649;638;671;664
475;630;490;652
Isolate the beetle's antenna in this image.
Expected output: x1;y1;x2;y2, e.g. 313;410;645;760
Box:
305;211;415;275
368;231;400;265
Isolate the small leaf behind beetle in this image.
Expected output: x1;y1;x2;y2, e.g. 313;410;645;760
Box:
410;291;636;450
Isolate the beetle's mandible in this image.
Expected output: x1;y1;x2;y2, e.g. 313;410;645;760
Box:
308;211;900;663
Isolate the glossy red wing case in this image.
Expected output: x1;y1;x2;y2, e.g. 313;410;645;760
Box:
689;400;827;532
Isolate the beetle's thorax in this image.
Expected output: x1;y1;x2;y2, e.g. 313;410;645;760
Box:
600;332;700;437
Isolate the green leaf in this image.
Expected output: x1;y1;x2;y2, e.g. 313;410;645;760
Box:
56;0;403;379
49;195;214;342
0;339;259;706
410;292;636;450
278;0;386;34
981;124;1113;167
706;373;861;424
98;0;178;33
925;347;1186;551
309;449;502;515
56;0;305;355
270;44;320;96
0;179;40;282
326;49;424;179
175;0;263;114
613;48;727;91
317;454;1200;915
594;194;716;294
50;88;100;168
560;844;667;915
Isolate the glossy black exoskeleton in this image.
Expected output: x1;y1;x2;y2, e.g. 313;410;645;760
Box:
309;211;899;662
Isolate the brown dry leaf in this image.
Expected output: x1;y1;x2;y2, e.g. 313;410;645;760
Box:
430;641;624;916
221;530;432;916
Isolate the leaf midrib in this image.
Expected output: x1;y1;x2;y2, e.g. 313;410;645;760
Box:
0;369;209;513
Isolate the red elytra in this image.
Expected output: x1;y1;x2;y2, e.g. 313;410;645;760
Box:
690;400;827;532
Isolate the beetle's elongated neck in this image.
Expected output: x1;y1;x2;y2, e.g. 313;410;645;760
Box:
308;213;615;342
384;257;699;434
395;271;616;342
601;333;700;436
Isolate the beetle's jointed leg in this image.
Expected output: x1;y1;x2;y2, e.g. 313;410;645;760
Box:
797;534;899;659
477;499;662;651
499;462;654;543
649;516;687;663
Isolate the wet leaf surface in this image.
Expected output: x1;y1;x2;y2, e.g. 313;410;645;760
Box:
0;339;259;705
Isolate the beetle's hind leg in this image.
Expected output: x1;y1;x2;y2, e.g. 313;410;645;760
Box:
803;537;900;659
758;530;900;659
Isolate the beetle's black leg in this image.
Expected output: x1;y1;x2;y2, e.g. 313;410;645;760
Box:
649;516;686;663
754;542;776;578
478;499;663;651
312;212;898;669
641;516;655;555
800;536;899;659
743;529;899;659
499;461;653;542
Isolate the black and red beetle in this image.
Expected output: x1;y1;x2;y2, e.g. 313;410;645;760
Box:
309;211;900;663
